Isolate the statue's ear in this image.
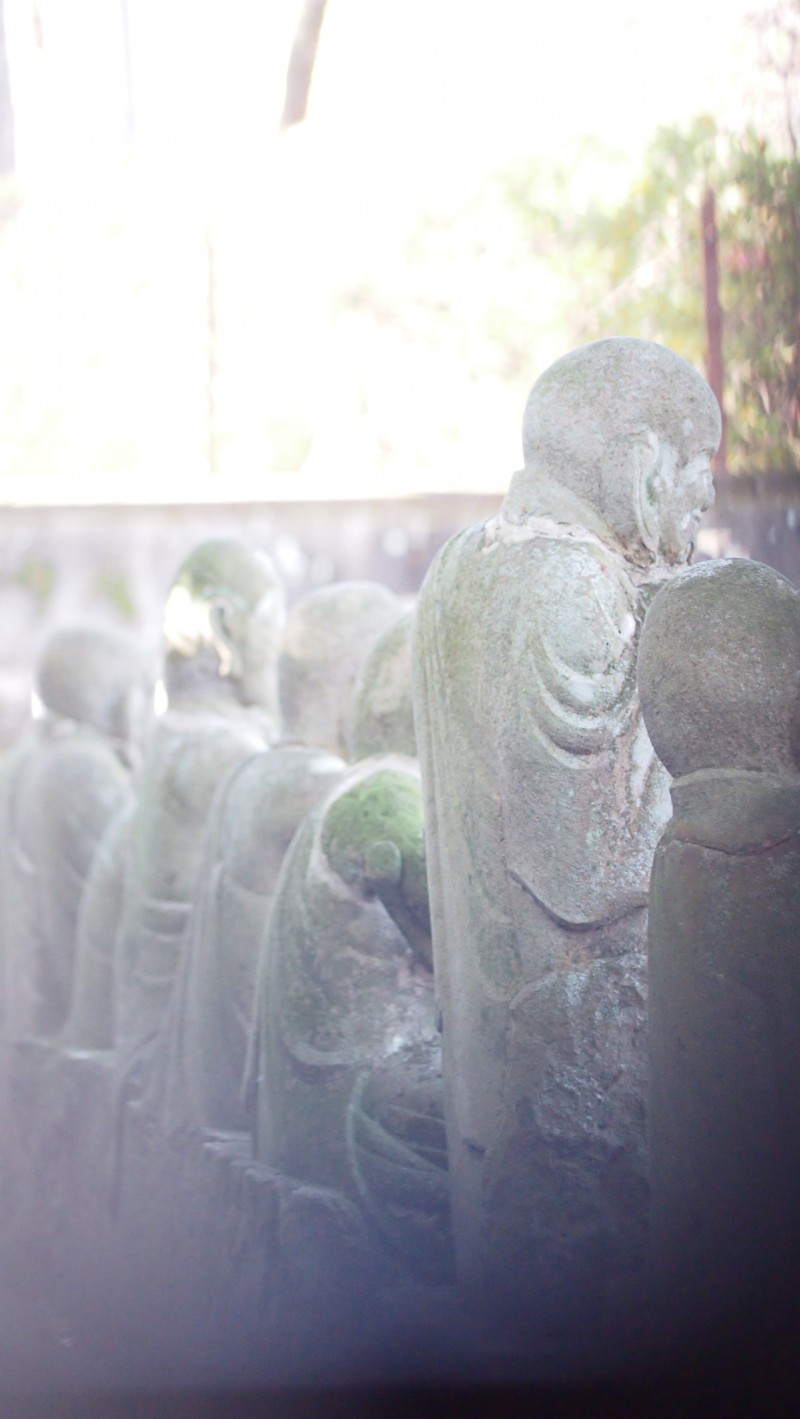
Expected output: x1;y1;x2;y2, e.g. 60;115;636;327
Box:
630;428;661;553
209;601;243;679
363;839;403;891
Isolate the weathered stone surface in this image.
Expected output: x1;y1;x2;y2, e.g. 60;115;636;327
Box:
1;1043;383;1389
113;539;285;1101
109;1109;381;1387
147;586;414;1137
59;804;134;1050
153;744;346;1134
0;625;152;1042
347;607;417;760
252;756;451;1281
279;581;403;758
639;558;800;1346
413;338;721;1358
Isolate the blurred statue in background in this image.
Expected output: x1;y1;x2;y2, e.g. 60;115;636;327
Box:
346;608;417;762
413;337;721;1361
149;579;405;1137
60;801;137;1052
278;581;403;760
153;746;346;1134
0;624;153;1040
112;539;285;1100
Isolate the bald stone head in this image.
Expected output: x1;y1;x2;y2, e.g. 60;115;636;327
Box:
347;607;417;761
36;624;153;743
163;538;285;714
638;558;800;779
516;338;721;565
279;581;403;757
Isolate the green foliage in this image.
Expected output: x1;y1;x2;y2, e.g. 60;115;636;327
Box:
722;131;800;470
502;116;800;475
13;555;55;607
93;565;136;621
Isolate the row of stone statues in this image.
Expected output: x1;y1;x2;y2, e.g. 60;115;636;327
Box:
0;539;453;1290
0;335;797;1381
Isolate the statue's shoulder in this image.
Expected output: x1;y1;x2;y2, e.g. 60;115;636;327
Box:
491;528;637;666
40;729;129;792
39;734;133;861
156;714;265;819
418;521;487;601
214;747;346;890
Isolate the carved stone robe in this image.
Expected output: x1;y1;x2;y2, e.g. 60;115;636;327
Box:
413;472;674;1332
113;706;266;1094
0;724;133;1039
153;744;345;1135
251;756;451;1279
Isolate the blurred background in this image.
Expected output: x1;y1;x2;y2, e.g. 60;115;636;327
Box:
1;0;798;740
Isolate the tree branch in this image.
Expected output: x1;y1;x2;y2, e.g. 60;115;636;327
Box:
280;0;328;131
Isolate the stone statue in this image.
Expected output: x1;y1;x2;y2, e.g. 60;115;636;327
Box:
59;802;135;1051
347;608;417;761
412;338;721;1355
279;582;403;759
639;558;800;1351
112;539;285;1098
251;757;451;1281
146;581;407;1136
152;744;346;1134
0;625;152;1041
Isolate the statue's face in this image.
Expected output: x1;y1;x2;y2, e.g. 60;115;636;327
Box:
639;435;716;565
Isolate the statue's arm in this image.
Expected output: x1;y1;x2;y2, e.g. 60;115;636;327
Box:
62;800;135;1048
526;542;640;757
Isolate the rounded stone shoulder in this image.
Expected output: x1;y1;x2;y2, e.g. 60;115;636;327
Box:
218;745;347;891
158;717;266;818
39;730;131;810
27;731;133;877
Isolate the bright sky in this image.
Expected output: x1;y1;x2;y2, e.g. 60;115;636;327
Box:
0;0;776;502
311;0;757;210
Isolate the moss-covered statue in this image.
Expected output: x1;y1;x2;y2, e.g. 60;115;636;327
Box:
0;625;152;1040
112;539;285;1099
251;757;450;1280
246;607;450;1280
413;337;721;1359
